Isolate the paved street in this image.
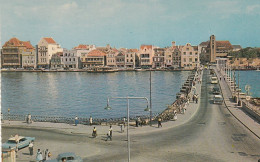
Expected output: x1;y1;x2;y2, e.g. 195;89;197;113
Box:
2;69;260;162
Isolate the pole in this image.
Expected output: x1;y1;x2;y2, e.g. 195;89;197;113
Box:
127;97;130;162
238;71;240;106
150;70;152;126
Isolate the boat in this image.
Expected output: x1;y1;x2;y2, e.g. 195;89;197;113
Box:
86;67;118;73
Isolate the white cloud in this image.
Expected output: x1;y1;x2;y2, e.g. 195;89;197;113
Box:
246;4;260;14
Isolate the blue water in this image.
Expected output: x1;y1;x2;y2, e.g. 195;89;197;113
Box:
1;71;190;118
235;70;260;97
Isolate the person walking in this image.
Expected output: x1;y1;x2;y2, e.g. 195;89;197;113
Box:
89;116;93;126
195;94;198;104
123;117;126;128
220;76;222;81
92;127;97;138
75;116;79;126
44;149;50;161
109;125;113;140
29;142;34;155
36;149;43;162
105;132;112;141
158;117;162;128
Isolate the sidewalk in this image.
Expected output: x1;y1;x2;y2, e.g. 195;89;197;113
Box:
2;72;203;138
214;67;260;138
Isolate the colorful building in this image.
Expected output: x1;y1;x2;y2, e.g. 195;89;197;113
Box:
83;49;106;68
139;45;154;68
37;37;63;68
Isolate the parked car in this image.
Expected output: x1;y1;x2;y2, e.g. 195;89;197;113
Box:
46;152;83;162
2;136;35;150
213;95;223;104
212;87;220;95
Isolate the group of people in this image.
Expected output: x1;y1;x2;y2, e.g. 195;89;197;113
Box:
92;125;113;141
36;148;51;162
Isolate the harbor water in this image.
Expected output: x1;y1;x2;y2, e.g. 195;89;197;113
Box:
1;71;191;119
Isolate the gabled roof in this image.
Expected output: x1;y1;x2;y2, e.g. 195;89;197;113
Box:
216;41;233;49
128;49;138;53
140;45;153;50
199;41;209;47
232;45;242;49
3;37;24;47
23;41;34;49
88;50;106;57
43;37;56;44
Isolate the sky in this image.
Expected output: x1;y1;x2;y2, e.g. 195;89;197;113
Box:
0;0;260;49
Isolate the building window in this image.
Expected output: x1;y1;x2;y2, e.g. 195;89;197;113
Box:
184;52;186;55
184;58;186;62
73;58;75;61
189;58;192;62
190;52;192;55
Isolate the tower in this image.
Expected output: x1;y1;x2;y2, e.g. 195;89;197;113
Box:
210;35;216;63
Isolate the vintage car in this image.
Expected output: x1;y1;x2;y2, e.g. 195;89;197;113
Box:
2;136;35;150
46;152;83;162
213;95;223;104
211;77;218;84
212;87;221;95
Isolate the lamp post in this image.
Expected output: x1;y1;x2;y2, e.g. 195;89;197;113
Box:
149;70;152;126
105;96;150;162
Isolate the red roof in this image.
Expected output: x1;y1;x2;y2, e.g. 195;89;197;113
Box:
3;37;23;47
74;44;88;49
128;49;138;52
22;41;34;49
88;50;106;57
216;41;233;49
140;45;153;50
43;37;56;44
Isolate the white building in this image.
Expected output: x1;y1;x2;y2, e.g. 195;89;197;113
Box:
61;49;79;69
37;37;63;68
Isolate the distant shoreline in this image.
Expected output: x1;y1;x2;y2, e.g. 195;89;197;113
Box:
0;69;193;72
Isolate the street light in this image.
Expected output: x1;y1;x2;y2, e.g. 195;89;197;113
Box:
105;96;150;162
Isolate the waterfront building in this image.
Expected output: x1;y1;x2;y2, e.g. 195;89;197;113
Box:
125;49;137;69
180;43;200;70
61;49;79;69
1;37;32;68
116;51;125;68
21;41;36;69
198;41;209;64
153;47;165;69
106;48;118;68
37;37;63;69
171;46;182;69
202;35;233;63
138;45;154;68
74;44;96;69
84;49;106;68
50;52;63;69
228;57;260;69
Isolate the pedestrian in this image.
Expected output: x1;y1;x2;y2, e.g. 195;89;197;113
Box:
120;124;124;133
192;95;195;103
29;142;34;155
92;127;97;138
44;149;49;161
28;113;32;124
220;76;222;81
109;125;113;139
47;152;52;160
75;116;78;126
138;117;142;127
105;132;112;141
1;112;4;123
195;95;198;104
123;117;126;128
158;117;162;128
89;116;93;126
36;149;43;162
135;119;138;127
